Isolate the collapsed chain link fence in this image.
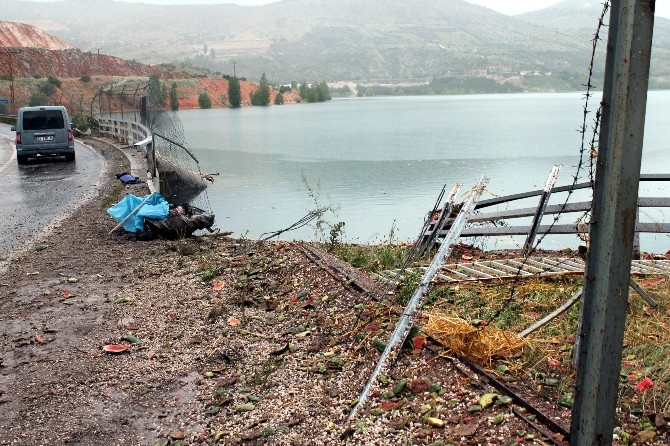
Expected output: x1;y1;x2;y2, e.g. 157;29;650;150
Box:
95;78;215;220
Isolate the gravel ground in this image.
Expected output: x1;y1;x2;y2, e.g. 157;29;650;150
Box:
1;140;664;445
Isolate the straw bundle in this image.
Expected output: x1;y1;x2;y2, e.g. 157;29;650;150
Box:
425;312;526;364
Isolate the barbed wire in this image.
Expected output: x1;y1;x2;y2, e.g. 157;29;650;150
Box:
488;0;610;324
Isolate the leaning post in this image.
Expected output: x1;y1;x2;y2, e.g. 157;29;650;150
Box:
570;1;655;445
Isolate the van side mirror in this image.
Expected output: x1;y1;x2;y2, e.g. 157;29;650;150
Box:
71;123;76;129
11;126;16;131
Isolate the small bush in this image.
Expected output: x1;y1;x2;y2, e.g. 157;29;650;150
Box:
80;75;91;83
29;92;49;106
198;91;212;109
73;113;89;132
39;82;57;96
47;76;62;88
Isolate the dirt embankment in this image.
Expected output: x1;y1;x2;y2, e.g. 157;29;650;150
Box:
0;20;71;50
1;20;302;111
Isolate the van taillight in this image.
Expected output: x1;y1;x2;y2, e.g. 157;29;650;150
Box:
16;132;21;144
68;129;73;142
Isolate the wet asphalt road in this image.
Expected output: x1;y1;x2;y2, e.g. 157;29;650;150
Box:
0;123;104;256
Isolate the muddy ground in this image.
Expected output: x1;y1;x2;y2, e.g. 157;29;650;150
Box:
0;140;666;446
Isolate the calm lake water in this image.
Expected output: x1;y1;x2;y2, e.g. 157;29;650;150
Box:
178;92;670;252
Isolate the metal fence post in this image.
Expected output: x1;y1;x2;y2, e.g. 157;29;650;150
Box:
570;1;655;444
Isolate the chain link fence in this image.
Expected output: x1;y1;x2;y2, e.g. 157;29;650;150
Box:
95;78;214;216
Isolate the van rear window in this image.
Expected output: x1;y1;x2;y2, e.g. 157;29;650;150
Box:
23;111;65;131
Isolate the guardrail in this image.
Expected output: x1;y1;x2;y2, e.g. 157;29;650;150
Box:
97;117;157;189
98;117;151;150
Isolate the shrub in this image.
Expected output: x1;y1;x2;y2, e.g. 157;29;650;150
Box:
47;76;61;88
80;75;91;83
29;92;49;106
39;82;57;96
198;91;212;109
274;92;284;105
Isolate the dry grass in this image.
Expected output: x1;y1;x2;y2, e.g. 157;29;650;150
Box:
419;273;670;419
424;312;526;365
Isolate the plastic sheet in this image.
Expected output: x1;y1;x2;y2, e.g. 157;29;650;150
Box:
107;192;169;233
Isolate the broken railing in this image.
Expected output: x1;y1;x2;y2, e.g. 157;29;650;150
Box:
348;176;489;422
421;172;670;254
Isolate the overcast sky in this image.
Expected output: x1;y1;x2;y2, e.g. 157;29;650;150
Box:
124;0;670;19
19;0;670;19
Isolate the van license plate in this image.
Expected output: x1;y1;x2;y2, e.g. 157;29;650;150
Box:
36;136;54;142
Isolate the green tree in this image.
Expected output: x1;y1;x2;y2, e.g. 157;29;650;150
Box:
39;82;57;96
317;81;331;101
198;91;212;109
47;76;61;88
250;72;270;106
274;92;284;105
228;76;241;108
29;92;49;106
147;73;166;107
169;82;179;110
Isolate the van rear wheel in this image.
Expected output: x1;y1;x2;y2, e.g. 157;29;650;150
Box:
65;152;76;162
17;155;28;165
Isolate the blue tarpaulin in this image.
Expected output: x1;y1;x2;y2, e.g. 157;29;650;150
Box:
107;192;170;233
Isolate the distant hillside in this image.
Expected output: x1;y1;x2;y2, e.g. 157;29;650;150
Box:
0;0;606;87
516;0;670;81
3;0;670;90
0;21;302;112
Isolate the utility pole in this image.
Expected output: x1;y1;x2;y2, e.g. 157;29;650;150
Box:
97;48;101;76
570;1;655;445
1;48;23;114
233;61;236;77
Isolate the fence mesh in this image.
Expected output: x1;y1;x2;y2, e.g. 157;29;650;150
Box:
94;77;215;221
144;107;213;215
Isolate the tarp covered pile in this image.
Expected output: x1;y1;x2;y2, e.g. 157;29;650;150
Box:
107;193;169;233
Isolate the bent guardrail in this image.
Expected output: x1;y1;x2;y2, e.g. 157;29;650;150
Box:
98;116;158;190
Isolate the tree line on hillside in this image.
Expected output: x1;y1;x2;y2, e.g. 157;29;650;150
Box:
147;73;331;110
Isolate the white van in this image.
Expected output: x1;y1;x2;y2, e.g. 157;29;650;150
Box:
11;105;76;165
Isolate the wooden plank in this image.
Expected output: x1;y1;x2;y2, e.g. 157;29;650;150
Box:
470;262;513;277
456;264;495;279
442;268;472;279
468;201;591;223
537;258;584;272
633;261;667;274
637;260;670;274
505;259;545;273
559;258;587;269
474;181;592;210
524;258;563;271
